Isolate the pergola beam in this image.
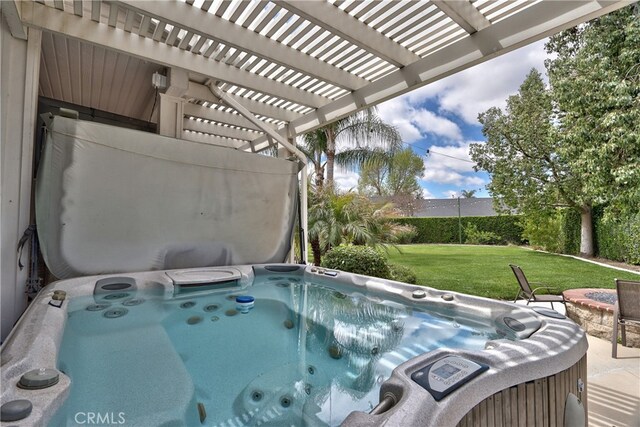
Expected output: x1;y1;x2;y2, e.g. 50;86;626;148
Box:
242;0;633;152
208;83;306;165
432;1;491;34
1;0;28;40
184;81;301;123
274;0;420;68
20;1;329;109
115;0;368;91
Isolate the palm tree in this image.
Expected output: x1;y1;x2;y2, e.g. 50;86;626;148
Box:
307;190;411;264
299;107;402;190
461;189;477;198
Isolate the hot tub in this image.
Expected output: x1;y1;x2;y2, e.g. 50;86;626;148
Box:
1;264;587;426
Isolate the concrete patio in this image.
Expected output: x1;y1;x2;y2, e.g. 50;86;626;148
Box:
587;335;640;427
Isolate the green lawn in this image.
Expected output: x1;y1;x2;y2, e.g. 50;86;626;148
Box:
386;244;640;300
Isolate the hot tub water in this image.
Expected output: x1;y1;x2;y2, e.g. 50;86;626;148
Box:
51;274;506;426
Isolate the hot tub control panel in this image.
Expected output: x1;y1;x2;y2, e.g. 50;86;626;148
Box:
411;356;489;401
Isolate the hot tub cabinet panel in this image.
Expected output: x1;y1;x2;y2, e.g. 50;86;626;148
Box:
457;355;587;427
0;265;588;427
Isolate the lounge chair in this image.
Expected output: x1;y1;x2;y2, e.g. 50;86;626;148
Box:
510;264;566;310
612;279;640;358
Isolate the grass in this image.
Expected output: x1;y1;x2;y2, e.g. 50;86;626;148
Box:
386;244;640;300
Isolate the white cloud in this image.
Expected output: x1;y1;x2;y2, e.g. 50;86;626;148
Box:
411;110;462;140
377;97;462;142
445;190;460;198
422;141;486;187
421;188;434;199
404;40;549;124
333;169;359;191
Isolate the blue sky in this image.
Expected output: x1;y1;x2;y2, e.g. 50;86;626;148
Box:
333;39;550;199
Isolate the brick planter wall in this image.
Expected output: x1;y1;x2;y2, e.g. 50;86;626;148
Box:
563;288;640;347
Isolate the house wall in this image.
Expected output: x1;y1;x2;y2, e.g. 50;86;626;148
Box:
1;18;40;341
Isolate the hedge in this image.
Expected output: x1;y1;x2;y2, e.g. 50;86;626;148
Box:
390;216;525;245
559;206;640;265
594;209;640;265
560;208;581;255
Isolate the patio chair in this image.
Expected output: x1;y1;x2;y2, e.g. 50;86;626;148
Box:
612;279;640;358
510;264;566;310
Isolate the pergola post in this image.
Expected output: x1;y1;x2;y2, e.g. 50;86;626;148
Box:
157;68;188;138
282;126;308;264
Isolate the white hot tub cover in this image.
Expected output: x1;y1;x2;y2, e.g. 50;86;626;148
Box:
36;115;299;279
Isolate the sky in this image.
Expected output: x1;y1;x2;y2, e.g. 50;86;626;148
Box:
333;39;550;199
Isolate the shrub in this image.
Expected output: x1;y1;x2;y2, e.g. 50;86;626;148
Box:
464;223;501;245
522;213;564;252
388;264;417;284
390;224;418;244
321;245;390;279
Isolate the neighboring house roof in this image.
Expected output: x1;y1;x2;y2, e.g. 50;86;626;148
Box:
413;198;504;217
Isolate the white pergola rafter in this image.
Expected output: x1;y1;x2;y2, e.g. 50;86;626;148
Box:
241;0;634;152
20;1;330;110
274;0;421;68
183;118;260;141
115;0;370;92
432;0;491;34
183;103;271;132
6;0;636;157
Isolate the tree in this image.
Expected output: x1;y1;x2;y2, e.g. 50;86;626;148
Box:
461;189;477;198
358;157;389;197
300;129;327;189
470;69;596;255
300;108;402;191
472;6;639;257
387;148;425;198
546;5;640;217
357;148;425;199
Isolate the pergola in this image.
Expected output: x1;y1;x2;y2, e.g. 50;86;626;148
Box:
0;0;634;338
